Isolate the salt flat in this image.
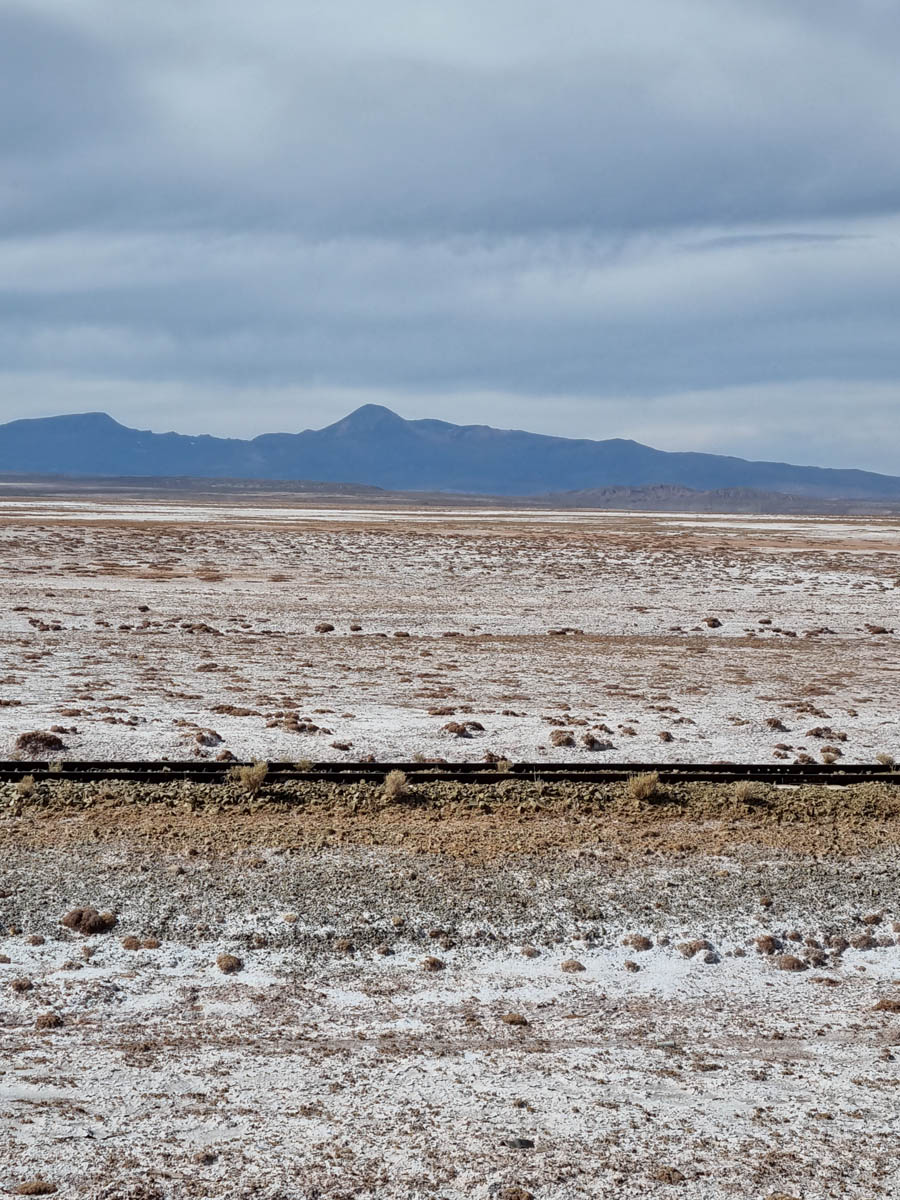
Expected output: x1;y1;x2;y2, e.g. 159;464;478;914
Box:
2;777;900;1199
0;499;896;764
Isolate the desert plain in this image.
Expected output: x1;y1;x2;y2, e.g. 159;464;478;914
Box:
1;497;900;1199
0;498;896;763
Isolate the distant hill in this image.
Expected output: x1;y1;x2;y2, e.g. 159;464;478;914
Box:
1;404;899;500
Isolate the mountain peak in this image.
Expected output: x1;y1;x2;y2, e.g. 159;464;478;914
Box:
18;411;123;429
326;404;406;435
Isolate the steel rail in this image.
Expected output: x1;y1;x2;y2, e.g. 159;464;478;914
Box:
0;760;897;786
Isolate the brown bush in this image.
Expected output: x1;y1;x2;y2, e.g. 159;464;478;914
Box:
13;1183;58;1196
851;933;877;950
501;1013;529;1026
549;729;575;748
14;730;66;756
35;1011;63;1030
560;958;585;973
873;996;900;1012
650;1166;685;1184
582;733;612;751
755;935;782;955
422;956;445;972
625;934;653;952
10;977;33;993
216;953;243;974
61;907;117;936
142;937;160;950
678;939;713;958
775;954;807;971
121;936;141;951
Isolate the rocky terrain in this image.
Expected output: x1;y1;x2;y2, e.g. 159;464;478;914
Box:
2;775;900;1198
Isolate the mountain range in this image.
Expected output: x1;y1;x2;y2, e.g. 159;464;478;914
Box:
0;405;898;500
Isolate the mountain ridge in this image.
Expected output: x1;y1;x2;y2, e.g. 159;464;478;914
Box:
1;404;898;499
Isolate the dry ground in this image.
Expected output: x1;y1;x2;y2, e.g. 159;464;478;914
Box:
2;778;900;1198
0;499;897;763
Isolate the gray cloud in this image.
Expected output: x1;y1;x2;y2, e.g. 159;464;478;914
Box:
0;0;898;471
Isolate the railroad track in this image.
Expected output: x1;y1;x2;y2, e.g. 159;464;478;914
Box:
0;760;897;786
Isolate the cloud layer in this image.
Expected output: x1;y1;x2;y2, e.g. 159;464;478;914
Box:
1;0;898;469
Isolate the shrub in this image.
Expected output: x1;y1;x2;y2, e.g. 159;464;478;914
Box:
216;953;243;974
14;730;66;757
61;907;117;936
228;761;267;794
15;775;35;798
383;769;409;801
627;771;659;801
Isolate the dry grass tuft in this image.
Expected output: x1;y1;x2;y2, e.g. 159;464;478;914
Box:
501;1012;529;1026
383;769;409;801
876;752;895;768
228;761;268;794
216;953;243;974
560;958;585;973
121;936;141;951
13;1183;58;1196
733;779;766;804
422;955;445;972
627;771;660;801
10;977;34;993
15;774;36;798
873;996;900;1012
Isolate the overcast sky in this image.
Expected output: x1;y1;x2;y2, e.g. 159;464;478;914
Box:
1;0;899;470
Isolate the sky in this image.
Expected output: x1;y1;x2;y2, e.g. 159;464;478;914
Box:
1;0;899;472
